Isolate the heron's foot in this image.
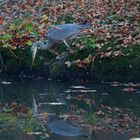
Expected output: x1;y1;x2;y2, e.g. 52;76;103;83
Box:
58;51;69;65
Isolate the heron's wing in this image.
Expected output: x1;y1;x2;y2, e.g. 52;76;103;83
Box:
48;119;81;136
48;23;88;42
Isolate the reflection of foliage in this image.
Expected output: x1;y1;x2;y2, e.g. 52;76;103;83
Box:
68;94;98;124
0;105;50;138
19;119;34;133
0;113;17;132
0;113;16;123
82;112;98;124
18;118;50;139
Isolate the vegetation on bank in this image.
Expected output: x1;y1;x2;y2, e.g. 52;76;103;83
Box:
0;0;140;81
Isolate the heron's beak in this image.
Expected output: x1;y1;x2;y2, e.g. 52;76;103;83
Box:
32;46;38;66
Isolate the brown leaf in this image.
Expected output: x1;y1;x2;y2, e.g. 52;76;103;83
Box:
0;16;4;25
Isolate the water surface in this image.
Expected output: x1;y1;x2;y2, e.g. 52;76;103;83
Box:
0;78;140;140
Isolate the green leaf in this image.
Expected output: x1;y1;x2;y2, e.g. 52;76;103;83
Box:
0;34;12;41
25;23;33;32
26;40;32;46
14;18;23;25
9;23;17;31
91;44;96;48
23;12;30;18
30;31;38;37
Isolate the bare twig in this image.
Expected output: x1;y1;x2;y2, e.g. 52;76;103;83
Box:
8;47;24;59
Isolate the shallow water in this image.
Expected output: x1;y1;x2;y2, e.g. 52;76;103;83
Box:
0;78;140;140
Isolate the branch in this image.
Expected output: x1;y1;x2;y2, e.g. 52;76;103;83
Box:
8;47;24;59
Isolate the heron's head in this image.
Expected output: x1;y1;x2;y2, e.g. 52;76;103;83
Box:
31;41;44;66
31;40;52;66
31;43;38;66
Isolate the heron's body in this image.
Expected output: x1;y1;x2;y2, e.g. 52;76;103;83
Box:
48;23;91;42
31;23;91;65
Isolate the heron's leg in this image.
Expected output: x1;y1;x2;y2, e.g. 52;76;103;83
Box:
58;51;69;64
63;40;70;49
58;40;70;64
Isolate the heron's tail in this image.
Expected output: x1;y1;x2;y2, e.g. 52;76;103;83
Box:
80;23;92;29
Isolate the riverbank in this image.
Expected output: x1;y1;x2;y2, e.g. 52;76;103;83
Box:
0;44;140;82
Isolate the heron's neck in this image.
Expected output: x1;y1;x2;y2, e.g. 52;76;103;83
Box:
35;40;53;50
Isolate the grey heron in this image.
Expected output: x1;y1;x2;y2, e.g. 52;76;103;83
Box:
31;23;91;65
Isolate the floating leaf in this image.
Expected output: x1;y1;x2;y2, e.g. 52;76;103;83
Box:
1;81;12;85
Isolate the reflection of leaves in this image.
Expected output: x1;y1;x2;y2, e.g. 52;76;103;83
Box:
20;119;34;133
83;112;97;124
3;108;13;113
70;98;97;112
0;113;16;123
70;98;90;111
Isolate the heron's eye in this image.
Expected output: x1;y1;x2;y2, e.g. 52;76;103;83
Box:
37;45;40;49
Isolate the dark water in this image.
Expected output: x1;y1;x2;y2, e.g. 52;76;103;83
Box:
0;78;140;140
